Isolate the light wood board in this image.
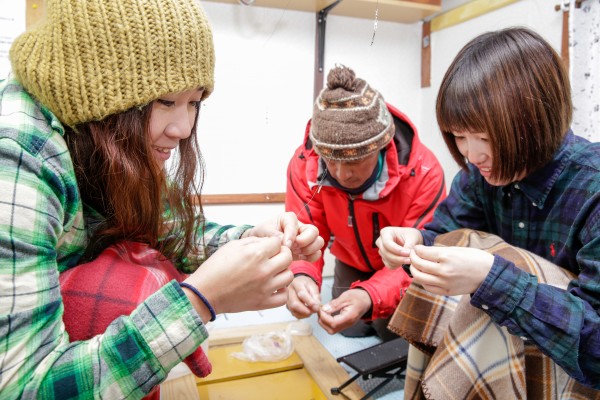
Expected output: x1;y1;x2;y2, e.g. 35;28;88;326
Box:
161;322;366;400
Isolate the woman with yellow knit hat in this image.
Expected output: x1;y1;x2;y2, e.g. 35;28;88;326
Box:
0;0;323;398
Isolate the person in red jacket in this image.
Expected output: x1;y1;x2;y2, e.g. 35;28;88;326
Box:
285;65;446;340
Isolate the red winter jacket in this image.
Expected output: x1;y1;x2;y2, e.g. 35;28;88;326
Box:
285;104;446;319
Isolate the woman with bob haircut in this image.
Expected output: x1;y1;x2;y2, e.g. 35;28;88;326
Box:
377;26;600;389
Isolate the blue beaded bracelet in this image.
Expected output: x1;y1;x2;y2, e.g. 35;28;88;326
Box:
179;282;216;322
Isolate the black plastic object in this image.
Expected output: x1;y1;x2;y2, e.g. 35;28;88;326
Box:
331;337;409;399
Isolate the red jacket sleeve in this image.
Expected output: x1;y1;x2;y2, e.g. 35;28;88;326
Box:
285;136;330;288
353;266;412;319
401;148;447;229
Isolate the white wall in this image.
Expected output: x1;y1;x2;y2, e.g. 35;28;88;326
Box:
0;3;25;77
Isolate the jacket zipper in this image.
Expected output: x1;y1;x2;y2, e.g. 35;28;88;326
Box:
348;196;375;271
372;212;380;248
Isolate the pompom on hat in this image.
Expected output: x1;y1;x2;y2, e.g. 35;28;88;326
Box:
10;0;215;127
310;65;394;161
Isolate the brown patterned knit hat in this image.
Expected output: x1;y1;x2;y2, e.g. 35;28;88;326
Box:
310;65;394;161
10;0;214;127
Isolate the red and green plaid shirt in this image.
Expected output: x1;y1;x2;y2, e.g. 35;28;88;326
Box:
0;75;250;399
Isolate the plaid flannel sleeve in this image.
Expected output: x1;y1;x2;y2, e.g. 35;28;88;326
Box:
177;218;252;274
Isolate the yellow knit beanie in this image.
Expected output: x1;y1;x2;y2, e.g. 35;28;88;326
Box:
10;0;215;127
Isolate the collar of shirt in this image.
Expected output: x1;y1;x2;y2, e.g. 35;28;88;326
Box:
503;131;575;209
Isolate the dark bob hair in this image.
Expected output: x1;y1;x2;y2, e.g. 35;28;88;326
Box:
436;27;572;183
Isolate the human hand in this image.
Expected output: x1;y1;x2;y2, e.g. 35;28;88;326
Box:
317;289;372;335
183;236;293;321
244;212;324;262
286;275;321;319
376;227;423;269
409;245;494;296
289;222;324;262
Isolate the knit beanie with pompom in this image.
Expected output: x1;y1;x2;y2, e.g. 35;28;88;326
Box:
10;0;214;127
310;65;394;161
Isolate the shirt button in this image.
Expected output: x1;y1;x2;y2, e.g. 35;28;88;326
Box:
518;222;525;228
520;336;528;341
514;183;520;190
532;202;537;207
481;304;489;310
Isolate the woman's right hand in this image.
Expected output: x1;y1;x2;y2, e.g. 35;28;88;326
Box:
375;227;424;269
182;236;293;322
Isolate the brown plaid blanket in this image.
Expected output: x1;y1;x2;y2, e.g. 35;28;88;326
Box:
388;229;600;400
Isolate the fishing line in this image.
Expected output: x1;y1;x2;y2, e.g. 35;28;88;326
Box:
330;285;352;290
262;0;292;49
370;0;379;46
293;157;331;218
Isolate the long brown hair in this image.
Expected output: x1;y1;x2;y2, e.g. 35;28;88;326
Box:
64;102;204;262
436;27;572;182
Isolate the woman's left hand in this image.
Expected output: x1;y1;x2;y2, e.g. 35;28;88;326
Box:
408;245;495;296
244;212;324;262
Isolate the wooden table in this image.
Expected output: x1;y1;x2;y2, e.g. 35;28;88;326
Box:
161;322;366;400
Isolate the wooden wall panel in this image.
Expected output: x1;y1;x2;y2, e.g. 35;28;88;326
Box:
421;20;431;88
26;0;46;30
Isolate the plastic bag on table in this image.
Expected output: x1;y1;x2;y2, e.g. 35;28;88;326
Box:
231;330;294;362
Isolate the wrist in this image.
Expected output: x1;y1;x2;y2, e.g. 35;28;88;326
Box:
180;282;216;323
294;273;318;285
353;288;373;319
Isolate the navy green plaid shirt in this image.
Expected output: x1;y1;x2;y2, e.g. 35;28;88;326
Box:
422;131;600;388
0;76;250;399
